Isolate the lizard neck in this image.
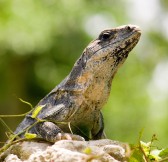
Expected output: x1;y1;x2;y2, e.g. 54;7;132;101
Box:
80;60;117;108
60;57;118;109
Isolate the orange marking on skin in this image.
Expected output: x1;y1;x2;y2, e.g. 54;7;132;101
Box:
77;72;92;85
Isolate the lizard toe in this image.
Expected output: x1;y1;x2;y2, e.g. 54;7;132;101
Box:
55;133;85;141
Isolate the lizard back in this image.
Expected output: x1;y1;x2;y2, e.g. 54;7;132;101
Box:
14;25;141;141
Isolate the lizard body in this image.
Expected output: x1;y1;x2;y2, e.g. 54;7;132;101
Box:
14;25;141;142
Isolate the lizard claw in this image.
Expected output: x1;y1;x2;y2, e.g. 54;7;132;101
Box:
55;133;85;141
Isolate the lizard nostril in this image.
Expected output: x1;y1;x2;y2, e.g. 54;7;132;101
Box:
126;26;131;31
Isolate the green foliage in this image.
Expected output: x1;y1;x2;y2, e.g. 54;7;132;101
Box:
159;148;168;159
24;132;37;139
0;0;168;149
129;135;168;162
31;105;45;118
83;147;92;154
1;99;168;161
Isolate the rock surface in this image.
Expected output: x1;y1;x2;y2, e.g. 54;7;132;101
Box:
2;139;129;162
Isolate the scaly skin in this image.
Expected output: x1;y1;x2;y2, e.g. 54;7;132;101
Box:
14;25;141;142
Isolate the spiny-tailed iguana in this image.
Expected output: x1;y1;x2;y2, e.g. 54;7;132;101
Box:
14;25;141;142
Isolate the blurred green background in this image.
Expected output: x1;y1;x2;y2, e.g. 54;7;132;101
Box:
1;0;168;147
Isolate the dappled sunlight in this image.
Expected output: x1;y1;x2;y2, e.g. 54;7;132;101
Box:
127;0;161;30
148;60;168;101
147;60;168;133
83;13;115;38
0;0;168;148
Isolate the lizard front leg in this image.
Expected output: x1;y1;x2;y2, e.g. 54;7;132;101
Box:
91;111;106;140
34;121;84;142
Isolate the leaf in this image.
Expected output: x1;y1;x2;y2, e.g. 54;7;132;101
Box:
140;141;162;161
129;146;144;162
140;141;151;154
24;133;37;139
31;105;45;118
159;148;168;158
83;147;92;154
148;149;162;161
128;156;139;162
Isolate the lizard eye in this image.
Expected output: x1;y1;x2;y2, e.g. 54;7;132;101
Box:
99;32;111;41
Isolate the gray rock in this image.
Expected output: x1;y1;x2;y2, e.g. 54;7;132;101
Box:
3;139;129;162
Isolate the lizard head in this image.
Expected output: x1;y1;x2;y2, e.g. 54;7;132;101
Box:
65;25;141;91
81;25;141;75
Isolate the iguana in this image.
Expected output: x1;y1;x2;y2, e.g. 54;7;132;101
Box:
14;25;141;142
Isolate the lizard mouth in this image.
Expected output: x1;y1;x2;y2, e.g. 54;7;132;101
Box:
110;27;141;66
113;38;140;67
116;35;140;58
114;25;141;57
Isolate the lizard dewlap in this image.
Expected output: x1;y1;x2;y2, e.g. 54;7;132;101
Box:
14;25;141;142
